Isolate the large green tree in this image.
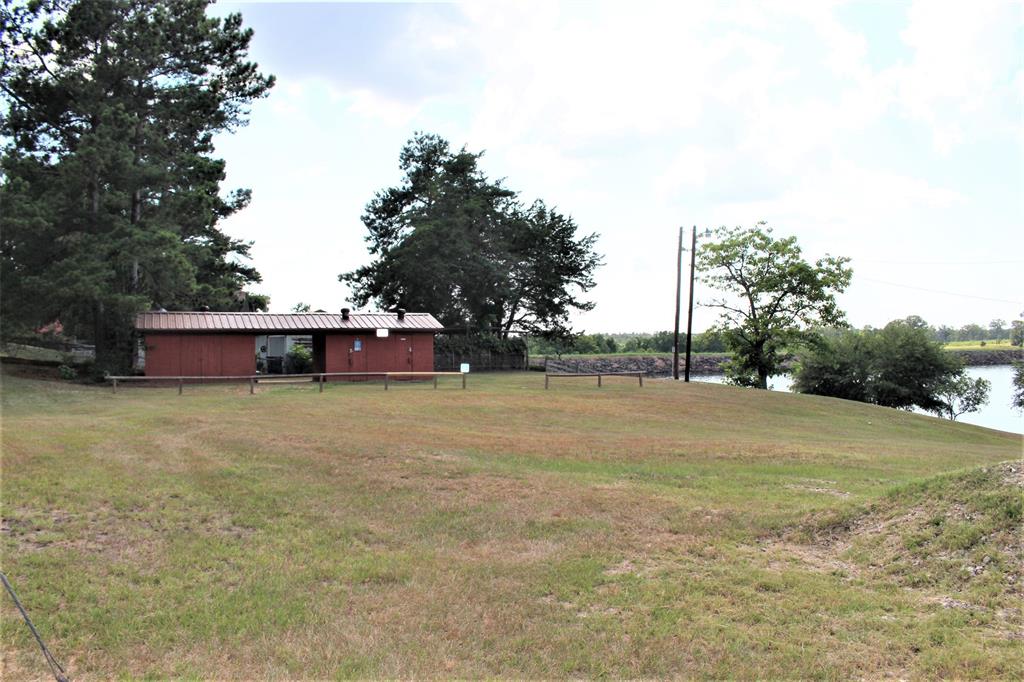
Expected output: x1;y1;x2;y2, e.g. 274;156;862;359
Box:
340;133;602;338
0;0;273;373
698;223;852;389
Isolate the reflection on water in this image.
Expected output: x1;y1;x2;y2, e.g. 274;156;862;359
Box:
694;365;1023;434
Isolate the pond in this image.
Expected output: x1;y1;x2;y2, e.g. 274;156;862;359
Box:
694;365;1023;434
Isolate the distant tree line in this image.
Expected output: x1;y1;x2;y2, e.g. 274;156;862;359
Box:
895;317;1022;345
527;330;727;356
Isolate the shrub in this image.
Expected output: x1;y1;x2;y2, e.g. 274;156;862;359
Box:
286;345;313;373
57;364;77;380
793;319;963;412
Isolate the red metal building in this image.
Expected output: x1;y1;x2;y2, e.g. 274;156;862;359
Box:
136;310;443;377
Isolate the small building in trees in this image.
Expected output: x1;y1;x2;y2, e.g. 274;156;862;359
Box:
136;310;443;377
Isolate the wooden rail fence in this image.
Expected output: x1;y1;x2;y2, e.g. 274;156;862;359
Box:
544;371;644;389
107;371;467;394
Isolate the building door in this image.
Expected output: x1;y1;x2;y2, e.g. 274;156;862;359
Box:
349;336;368;377
397;336;414;373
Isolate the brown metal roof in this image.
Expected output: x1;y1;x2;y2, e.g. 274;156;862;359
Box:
136;311;444;333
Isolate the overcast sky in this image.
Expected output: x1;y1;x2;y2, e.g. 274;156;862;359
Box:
210;0;1023;333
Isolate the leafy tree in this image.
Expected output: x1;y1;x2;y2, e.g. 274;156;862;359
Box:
340;133;602;340
988;319;1007;340
791;331;874;403
0;0;274;373
691;329;727;353
793;319;965;411
956;323;987;342
931;373;990;421
1012;362;1024;411
292;302;312;313
698;223;852;389
1010;320;1023;347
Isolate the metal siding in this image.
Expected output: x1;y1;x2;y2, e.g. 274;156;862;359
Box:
413;334;434;372
221;335;256;375
144;334;182;376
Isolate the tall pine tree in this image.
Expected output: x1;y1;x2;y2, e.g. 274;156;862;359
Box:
0;0;274;373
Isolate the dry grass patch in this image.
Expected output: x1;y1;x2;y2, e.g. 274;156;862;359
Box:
2;371;1022;678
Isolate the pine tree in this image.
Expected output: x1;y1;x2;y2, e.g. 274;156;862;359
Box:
1;0;274;373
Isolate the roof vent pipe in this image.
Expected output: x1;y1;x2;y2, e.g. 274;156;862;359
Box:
199;305;210;312
341;307;350;320
396;308;406;320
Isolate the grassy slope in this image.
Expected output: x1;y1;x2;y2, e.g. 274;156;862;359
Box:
1;370;1021;679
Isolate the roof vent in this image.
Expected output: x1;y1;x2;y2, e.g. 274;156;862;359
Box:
199;305;210;312
396;308;406;320
341;307;350;320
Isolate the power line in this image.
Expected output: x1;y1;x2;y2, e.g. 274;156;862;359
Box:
859;277;1024;305
854;259;1024;265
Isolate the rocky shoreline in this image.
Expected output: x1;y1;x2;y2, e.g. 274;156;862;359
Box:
536;348;1021;377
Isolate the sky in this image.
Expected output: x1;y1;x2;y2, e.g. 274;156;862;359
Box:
209;0;1023;334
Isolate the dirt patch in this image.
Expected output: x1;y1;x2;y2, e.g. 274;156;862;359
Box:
783;483;851;498
1;504;254;561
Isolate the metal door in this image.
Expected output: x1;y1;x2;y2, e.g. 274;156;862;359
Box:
398;336;413;373
348;335;368;378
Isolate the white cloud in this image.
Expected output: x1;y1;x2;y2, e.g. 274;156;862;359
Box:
214;0;1022;329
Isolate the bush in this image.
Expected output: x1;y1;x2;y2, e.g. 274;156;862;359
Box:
793;319;963;412
57;364;77;380
286;345;313;374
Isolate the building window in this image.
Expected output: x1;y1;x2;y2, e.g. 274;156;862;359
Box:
353;339;363;352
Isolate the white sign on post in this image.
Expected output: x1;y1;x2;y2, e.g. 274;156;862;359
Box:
460;363;470;373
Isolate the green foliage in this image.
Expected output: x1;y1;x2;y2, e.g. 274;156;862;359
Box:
1012;362;1024;411
340;133;602;340
1010;321;1024;347
565;333;617;354
931;374;990;421
527;330;727;356
698;223;852;389
793;319;966;412
291;302;312;313
57;364;77;380
0;0;274;373
435;333;527;357
286;344;313;374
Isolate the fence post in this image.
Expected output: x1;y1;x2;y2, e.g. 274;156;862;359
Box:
461;373;466;390
433;375;438;390
598;374;602;388
178;379;183;395
319;374;324;393
384;374;389;391
112;378;117;394
545;374;549;390
639;373;644;387
250;378;255;394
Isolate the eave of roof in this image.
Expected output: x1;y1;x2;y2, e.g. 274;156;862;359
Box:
136;311;444;333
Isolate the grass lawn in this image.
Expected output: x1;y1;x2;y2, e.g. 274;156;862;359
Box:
1;369;1021;679
943;339;1017;352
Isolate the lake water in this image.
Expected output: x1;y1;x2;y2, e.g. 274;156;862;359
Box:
694;365;1023;434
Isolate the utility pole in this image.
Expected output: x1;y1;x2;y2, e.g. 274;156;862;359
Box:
672;226;683;380
684;225;698;382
